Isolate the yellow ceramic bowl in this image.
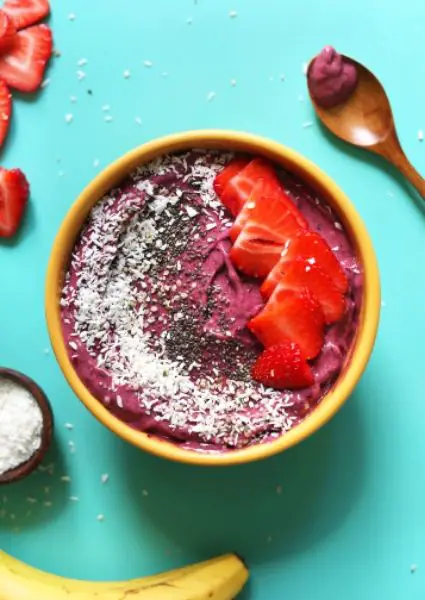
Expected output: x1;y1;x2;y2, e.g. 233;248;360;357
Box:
45;130;380;466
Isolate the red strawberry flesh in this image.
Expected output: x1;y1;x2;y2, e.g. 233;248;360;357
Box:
230;192;307;278
261;258;346;323
3;0;50;31
251;341;314;390
248;287;325;359
230;177;307;243
0;167;29;238
0;9;16;50
213;158;249;198
220;158;278;216
0;79;12;148
0;24;52;92
280;230;348;293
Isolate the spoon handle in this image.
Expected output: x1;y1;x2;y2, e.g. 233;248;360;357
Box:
374;134;425;198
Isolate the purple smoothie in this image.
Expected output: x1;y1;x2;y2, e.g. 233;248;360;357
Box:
308;46;358;108
60;150;362;452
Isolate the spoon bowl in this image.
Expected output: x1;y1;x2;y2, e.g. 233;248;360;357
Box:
308;57;394;147
307;54;425;197
0;368;54;485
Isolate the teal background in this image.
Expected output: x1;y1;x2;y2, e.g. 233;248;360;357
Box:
1;1;425;598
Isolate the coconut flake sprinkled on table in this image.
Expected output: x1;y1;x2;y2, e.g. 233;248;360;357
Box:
0;377;43;476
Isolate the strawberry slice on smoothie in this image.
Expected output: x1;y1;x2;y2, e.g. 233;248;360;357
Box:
262;230;349;297
213;158;249;198
218;158;278;216
251;340;314;390
248;287;325;360
230;177;307;242
230;191;307;278
260;258;346;323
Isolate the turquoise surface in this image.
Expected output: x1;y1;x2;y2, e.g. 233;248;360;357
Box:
1;0;425;598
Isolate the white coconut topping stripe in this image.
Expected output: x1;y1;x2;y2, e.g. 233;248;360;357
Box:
61;151;299;448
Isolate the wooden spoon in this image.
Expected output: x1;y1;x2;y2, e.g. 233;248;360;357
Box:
0;368;54;485
307;56;425;197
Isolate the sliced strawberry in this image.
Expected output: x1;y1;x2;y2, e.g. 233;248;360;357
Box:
220;158;278;216
252;340;314;390
230;214;303;278
230;193;307;278
0;24;52;93
248;288;325;359
261;258;346;323
0;79;12;148
213;158;249;198
0;167;29;238
280;230;348;293
229;178;268;242
2;0;50;31
0;10;16;50
230;179;307;243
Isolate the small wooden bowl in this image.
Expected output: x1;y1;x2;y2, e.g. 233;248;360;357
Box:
0;368;54;485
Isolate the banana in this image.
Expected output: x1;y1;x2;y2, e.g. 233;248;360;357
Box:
0;551;248;600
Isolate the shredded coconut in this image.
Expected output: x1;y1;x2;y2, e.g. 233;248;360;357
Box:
0;378;43;476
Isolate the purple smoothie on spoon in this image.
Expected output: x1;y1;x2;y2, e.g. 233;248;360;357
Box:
308;46;358;108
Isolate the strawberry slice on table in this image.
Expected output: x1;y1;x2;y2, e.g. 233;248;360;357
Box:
0;10;16;50
230;177;307;243
0;24;52;93
0;79;12;148
261;258;346;323
248;287;325;359
251;340;314;390
213;158;249;198
220;157;278;216
280;230;348;293
2;0;50;31
0;167;29;238
230;192;307;278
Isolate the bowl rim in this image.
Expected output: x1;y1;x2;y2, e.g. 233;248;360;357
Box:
0;368;54;484
45;129;380;466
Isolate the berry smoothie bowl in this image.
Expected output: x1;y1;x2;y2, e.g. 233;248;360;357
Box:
45;130;380;466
